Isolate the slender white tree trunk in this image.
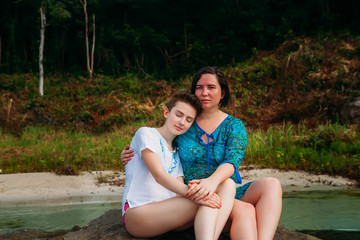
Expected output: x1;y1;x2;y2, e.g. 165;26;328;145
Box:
80;0;95;79
91;14;95;73
39;6;46;97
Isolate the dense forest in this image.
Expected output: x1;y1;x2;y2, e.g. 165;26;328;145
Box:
1;0;360;78
1;0;360;133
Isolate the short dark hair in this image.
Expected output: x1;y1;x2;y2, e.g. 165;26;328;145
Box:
166;91;202;117
190;66;231;107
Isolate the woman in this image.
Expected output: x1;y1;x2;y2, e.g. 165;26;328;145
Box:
122;67;282;240
122;90;236;240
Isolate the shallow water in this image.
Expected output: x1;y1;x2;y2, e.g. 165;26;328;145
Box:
0;190;359;239
280;189;360;231
0;202;120;232
280;189;360;239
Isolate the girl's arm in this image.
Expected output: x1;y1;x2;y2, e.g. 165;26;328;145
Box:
142;149;221;208
142;149;188;195
176;176;185;186
186;163;234;200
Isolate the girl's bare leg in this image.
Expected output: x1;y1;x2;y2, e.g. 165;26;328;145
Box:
240;177;282;240
194;204;218;239
194;178;236;240
125;196;198;238
213;179;236;239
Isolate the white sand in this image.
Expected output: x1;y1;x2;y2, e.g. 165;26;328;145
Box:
0;168;357;206
0;171;124;206
239;166;357;191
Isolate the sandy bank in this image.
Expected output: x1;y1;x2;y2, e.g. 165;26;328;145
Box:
0;168;357;206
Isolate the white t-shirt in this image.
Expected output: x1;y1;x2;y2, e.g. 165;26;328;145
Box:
122;127;184;216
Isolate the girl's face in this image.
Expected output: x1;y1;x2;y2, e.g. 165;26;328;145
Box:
164;101;196;136
194;73;224;110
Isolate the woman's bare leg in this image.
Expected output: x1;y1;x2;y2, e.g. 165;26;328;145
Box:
224;200;257;240
240;177;282;240
194;178;236;240
125;196;198;238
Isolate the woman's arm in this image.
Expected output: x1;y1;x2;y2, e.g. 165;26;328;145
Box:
121;145;134;165
142;149;221;208
187;118;247;200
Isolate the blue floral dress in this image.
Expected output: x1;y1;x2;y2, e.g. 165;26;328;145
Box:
176;115;252;199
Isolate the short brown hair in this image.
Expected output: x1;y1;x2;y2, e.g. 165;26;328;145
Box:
191;66;231;107
166;91;202;117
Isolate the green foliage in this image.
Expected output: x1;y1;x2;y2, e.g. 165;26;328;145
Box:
46;0;72;22
246;122;360;182
0;126;137;174
0;72;174;133
225;34;360;128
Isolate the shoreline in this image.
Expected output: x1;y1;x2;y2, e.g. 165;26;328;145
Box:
0;168;357;206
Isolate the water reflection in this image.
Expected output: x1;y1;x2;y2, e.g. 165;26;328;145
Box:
280;189;360;239
0;202;120;232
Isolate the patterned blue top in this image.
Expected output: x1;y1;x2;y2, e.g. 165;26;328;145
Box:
176;115;247;185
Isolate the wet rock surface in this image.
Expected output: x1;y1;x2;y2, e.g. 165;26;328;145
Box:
0;209;320;240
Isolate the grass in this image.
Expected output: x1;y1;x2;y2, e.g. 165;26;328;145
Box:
1;121;359;184
246;122;360;182
0;124;142;174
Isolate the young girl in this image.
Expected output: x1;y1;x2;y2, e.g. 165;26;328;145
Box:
122;91;236;240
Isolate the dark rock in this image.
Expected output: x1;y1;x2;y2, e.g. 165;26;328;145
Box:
273;227;320;240
349;99;360;124
0;228;73;240
62;209;321;240
0;209;320;240
342;98;360;124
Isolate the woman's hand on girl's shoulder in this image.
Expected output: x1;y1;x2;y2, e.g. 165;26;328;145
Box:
121;145;134;165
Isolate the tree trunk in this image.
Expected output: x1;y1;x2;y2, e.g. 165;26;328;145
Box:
80;0;95;79
91;14;95;74
39;6;46;97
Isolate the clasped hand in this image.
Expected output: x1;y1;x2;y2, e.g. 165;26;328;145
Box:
186;178;218;201
193;191;222;209
186;178;221;208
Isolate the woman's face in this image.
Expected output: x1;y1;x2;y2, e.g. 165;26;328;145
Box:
194;73;224;110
